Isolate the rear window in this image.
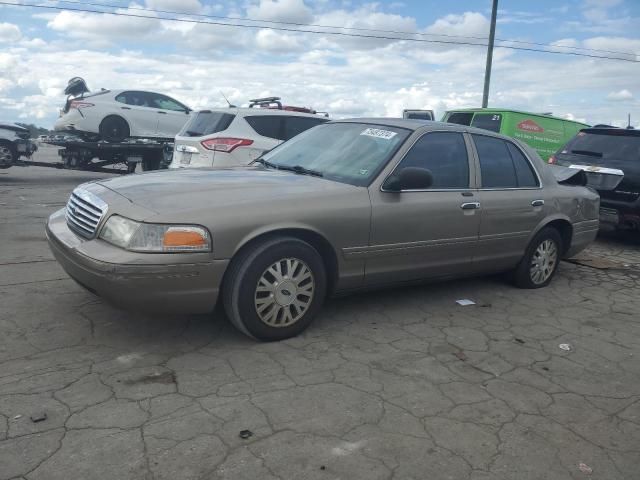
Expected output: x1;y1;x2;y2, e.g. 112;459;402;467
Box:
471;113;502;133
245;115;284;140
446;112;473;126
560;130;640;163
181;112;235;137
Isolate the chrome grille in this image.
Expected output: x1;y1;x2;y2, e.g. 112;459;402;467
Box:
65;187;107;238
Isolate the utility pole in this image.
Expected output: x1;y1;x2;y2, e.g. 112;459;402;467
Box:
482;0;499;108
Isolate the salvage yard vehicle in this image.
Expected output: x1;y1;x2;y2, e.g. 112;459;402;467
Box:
0;122;37;168
46;119;599;341
55;79;192;142
403;109;434;120
550;126;640;231
170;97;329;168
442;108;588;160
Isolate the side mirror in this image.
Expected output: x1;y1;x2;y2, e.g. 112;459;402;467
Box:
384;167;434;192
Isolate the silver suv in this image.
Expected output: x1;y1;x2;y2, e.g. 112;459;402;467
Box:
170;97;328;169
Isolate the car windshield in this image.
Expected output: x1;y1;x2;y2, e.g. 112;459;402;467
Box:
259;122;411;186
560;130;640;164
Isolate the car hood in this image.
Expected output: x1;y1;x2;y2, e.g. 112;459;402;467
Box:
94;166;361;216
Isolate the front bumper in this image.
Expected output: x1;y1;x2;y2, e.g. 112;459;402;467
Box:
46;209;229;314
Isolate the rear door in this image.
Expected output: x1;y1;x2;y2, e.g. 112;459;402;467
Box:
365;130;481;285
472;134;545;272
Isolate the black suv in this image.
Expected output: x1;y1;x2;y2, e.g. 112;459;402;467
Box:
551;127;640;230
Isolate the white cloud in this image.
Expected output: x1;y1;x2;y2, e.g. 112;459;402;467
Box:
0;22;21;42
145;0;203;14
246;0;313;24
424;12;489;38
1;5;639;130
255;29;302;53
606;89;634;101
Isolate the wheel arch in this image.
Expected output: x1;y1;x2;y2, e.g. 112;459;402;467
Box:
225;226;340;297
531;215;573;256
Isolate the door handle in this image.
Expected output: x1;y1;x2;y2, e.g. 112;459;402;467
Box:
158;111;167;115
461;202;481;210
531;199;545;207
121;106;131;110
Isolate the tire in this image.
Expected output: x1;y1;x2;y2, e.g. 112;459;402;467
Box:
0;141;17;168
99;116;130;143
513;227;563;289
142;155;161;171
223;237;327;341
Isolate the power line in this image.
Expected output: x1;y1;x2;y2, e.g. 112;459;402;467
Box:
50;0;639;59
3;1;639;63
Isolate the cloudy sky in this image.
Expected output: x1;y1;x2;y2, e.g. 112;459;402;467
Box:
0;0;639;128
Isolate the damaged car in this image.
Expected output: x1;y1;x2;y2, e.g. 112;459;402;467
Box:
54;77;192;142
0;122;37;168
47;119;600;341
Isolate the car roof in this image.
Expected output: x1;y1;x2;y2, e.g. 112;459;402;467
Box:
334;118;512;137
444;108;590;126
580;126;640;137
197;107;328;118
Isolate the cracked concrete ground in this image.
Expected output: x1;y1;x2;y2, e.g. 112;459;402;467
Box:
1;158;640;479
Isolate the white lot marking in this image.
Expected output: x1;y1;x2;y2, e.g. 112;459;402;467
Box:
456;299;476;306
331;440;366;456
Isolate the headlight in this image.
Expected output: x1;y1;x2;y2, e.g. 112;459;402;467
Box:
99;215;211;253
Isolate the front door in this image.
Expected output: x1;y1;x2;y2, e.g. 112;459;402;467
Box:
365;131;481;285
149;93;190;137
470;134;546;272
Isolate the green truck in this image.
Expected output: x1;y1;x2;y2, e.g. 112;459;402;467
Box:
442;108;589;160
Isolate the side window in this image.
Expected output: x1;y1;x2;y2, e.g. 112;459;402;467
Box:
471;113;502;133
507;142;539;187
151;94;186;112
474;135;538;188
473;135;517;188
446;112;473;126
282;117;327;141
397;132;469;189
117;91;151;107
245;116;284;140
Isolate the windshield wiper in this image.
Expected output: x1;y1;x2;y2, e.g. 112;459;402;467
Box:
252;157;278;169
278;164;323;177
570;149;603;158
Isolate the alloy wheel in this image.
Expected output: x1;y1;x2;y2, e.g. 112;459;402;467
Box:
254;257;315;327
529;239;558;285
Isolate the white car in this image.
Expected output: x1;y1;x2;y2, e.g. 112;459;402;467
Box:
170;100;328;169
54;89;192;142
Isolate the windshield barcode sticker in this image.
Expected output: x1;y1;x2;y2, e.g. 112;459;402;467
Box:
360;128;397;140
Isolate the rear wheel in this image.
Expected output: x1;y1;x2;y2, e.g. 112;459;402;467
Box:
99;116;130;143
223;237;327;341
0;142;17;168
513;227;563;289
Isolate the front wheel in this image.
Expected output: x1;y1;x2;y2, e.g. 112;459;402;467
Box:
513;227;563;289
0;142;17;167
223;237;327;341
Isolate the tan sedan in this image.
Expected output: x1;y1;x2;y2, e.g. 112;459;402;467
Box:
47;119;599;341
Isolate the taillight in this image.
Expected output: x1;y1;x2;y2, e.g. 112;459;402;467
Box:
70;101;94;110
201;137;253;152
548;155;556;164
